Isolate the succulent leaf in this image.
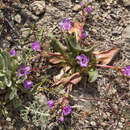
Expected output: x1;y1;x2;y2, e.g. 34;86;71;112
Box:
48;33;67;56
88;68;98;83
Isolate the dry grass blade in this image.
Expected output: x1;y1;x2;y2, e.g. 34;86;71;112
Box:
93;48;120;65
48;57;64;64
47;52;65;64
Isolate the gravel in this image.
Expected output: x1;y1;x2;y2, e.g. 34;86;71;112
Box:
0;0;129;129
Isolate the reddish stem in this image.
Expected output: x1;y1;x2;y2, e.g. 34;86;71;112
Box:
96;64;122;71
66;83;71;94
7;0;10;6
47;53;65;58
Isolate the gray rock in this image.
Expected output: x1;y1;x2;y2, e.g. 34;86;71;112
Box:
72;4;81;12
122;24;130;40
90;121;96;126
123;0;130;6
20;28;32;38
29;1;46;15
111;30;121;36
14;14;21;23
21;8;39;21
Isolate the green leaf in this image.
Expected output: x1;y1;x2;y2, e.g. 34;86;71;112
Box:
9;87;17;100
12;96;22;108
48;33;67;56
88;68;98;83
22;49;27;63
31;76;48;93
4;77;12;87
1;51;11;69
0;53;5;70
66;33;81;54
10;59;19;72
0;72;5;77
38;28;44;42
0;81;5;89
4;71;12;87
66;33;93;54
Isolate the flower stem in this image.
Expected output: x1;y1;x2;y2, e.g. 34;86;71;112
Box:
96;64;122;71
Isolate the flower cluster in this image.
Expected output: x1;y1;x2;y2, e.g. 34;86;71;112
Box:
80;0;92;13
85;7;92;13
18;65;33;90
59;19;72;30
47;100;72;122
16;41;41;90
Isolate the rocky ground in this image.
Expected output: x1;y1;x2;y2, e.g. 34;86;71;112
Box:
0;0;130;129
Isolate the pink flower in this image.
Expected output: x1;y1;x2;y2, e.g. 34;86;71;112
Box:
123;66;130;77
24;80;33;90
59;19;72;30
18;65;30;77
82;33;87;39
32;58;36;62
32;41;40;51
80;2;84;7
47;100;54;110
76;54;89;67
10;49;16;56
59;116;64;122
85;7;92;13
63;105;72;115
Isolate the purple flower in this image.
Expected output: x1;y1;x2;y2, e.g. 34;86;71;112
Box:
10;49;16;56
76;54;89;67
24;80;33;90
82;33;87;39
80;2;84;7
59;116;64;122
59;19;72;30
32;58;36;62
47;100;54;110
32;41;40;51
85;7;92;13
18;65;30;77
63;105;72;115
123;66;130;77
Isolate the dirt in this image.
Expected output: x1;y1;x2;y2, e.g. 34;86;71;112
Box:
0;0;130;129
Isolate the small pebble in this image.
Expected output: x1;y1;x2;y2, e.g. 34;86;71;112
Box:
123;0;130;6
90;121;96;126
121;117;125;122
14;14;21;23
118;122;124;128
29;1;46;15
72;4;81;11
21;28;31;38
